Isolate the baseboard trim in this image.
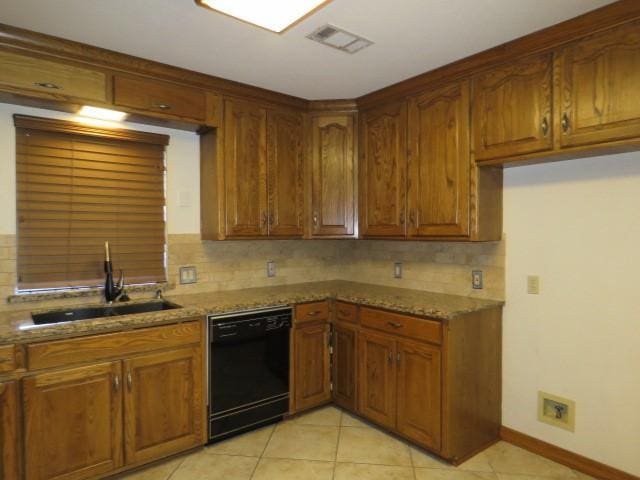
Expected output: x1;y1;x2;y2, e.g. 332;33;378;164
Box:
500;426;639;480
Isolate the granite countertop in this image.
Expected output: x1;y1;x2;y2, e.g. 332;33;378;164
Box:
0;281;503;345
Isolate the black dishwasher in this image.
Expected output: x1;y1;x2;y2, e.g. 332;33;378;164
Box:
208;306;291;442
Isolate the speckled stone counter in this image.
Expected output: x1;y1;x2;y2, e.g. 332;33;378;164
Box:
0;281;503;345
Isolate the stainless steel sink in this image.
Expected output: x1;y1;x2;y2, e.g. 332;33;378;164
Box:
30;300;182;326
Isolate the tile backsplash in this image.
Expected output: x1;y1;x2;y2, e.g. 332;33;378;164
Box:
0;233;504;311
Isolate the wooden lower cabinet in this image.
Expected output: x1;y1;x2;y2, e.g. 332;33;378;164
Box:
23;362;123;480
123;347;203;465
293;322;331;412
332;323;357;411
1;380;20;480
358;330;396;429
396;339;441;450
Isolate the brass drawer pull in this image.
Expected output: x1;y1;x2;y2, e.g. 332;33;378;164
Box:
113;374;120;392
338;309;351;317
127;371;132;391
387;321;403;329
396;352;401;365
153;103;171;110
307;310;321;317
34;82;61;89
387;352;392;365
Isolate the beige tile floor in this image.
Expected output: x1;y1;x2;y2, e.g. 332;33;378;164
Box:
118;406;595;480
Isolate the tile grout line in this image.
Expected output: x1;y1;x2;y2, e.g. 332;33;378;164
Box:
331;407;344;480
248;424;278;480
162;454;188;480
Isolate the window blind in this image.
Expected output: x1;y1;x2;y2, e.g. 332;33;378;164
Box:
14;115;169;291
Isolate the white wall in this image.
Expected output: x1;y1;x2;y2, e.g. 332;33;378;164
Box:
503;152;640;476
0;103;201;235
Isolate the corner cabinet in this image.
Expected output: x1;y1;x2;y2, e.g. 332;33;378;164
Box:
408;81;470;238
557;19;640;148
309;114;356;237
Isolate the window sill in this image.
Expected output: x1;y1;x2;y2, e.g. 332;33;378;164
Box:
7;283;173;305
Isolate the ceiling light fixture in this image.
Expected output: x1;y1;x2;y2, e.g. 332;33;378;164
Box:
77;106;128;122
195;0;332;33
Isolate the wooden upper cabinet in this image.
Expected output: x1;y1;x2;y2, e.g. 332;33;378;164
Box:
123;347;203;466
310;114;356;237
223;98;268;238
0;381;20;480
472;52;553;161
267;110;304;237
396;339;441;451
359;102;408;237
557;19;640;148
358;330;396;429
408;81;470;237
23;361;123;480
113;74;206;122
294;322;331;411
0;50;107;103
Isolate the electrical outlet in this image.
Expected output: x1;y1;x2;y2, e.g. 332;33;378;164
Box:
538;391;575;431
527;275;540;294
472;270;483;289
394;262;403;279
179;266;197;284
266;260;276;278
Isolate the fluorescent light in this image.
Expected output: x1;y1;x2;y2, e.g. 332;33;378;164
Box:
77;106;128;122
196;0;331;33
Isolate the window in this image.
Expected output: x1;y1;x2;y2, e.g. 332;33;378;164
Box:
14;115;169;291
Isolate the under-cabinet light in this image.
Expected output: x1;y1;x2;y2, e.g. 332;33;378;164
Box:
196;0;331;33
77;106;128;122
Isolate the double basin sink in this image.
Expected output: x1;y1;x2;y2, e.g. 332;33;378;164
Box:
31;300;181;326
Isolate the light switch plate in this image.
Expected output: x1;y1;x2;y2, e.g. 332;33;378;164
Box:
179;266;197;284
472;270;483;289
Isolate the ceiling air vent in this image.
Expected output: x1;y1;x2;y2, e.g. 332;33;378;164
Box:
307;24;373;54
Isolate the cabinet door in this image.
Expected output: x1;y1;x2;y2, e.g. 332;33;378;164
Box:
408;81;470;237
0;50;107;103
359;102;408;237
123;346;204;465
294;323;331;411
224;98;268;237
332;323;357;411
358;330;396;429
310;115;355;237
396;339;441;451
23;362;123;480
558;19;640;148
267;110;304;237
472;52;553;161
0;381;20;480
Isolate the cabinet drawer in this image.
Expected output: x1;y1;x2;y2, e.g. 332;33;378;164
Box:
295;301;330;324
335;302;358;324
360;307;441;345
27;320;201;370
0;49;107;103
0;345;16;374
113;75;206;121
